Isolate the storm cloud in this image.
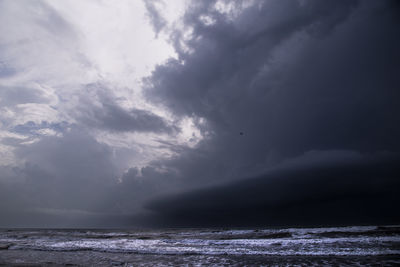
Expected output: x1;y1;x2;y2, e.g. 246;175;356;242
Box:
147;152;400;227
141;0;400;226
0;0;399;228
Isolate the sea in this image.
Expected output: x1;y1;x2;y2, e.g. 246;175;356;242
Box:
0;225;399;266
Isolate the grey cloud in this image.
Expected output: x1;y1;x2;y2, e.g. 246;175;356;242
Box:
144;0;167;36
98;104;172;133
0;61;16;78
0;121;68;148
32;0;76;38
0;129;123;227
86;102;173;133
108;165;182;214
0;0;80;62
137;0;400;226
15;130;116;186
146;152;400;227
1;0;400;228
145;0;400;163
0;86;51;107
0;123;189;227
76;84;175;134
0;128;178;227
11;121;68;135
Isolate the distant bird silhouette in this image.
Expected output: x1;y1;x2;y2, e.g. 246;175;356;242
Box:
239;132;244;136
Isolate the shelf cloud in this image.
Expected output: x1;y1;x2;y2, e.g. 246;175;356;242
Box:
0;0;399;227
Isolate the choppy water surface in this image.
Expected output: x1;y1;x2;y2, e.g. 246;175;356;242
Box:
0;225;399;266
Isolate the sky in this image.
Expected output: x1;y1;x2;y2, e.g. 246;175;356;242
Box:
0;0;399;228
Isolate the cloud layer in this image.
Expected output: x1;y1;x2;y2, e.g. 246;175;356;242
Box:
0;0;399;227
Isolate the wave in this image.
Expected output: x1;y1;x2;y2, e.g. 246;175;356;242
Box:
314;226;400;238
214;231;292;240
1;225;399;257
6;245;400;257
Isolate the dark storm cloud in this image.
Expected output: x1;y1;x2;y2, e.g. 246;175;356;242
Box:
146;0;400;159
1;0;400;228
147;152;400;227
143;0;400;169
141;0;400;226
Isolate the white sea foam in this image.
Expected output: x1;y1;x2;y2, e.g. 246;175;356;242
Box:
1;226;399;256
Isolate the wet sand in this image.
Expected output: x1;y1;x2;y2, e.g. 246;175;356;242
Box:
1;250;400;266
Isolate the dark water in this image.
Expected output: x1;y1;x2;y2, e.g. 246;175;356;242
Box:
0;225;399;266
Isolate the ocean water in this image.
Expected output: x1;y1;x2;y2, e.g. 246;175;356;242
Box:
0;225;399;266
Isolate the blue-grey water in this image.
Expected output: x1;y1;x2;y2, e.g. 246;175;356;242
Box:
0;225;399;266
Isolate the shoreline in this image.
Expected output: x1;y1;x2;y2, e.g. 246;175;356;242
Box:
1;250;400;266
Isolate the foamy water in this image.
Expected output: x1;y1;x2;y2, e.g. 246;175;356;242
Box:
1;225;399;256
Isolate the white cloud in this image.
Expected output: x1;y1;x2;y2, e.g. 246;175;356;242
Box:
0;0;200;169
